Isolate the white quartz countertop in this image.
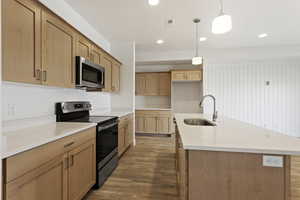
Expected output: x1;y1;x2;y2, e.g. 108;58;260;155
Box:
135;107;172;111
175;113;300;155
90;108;133;117
2;122;97;159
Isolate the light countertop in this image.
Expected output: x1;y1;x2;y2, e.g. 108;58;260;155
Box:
135;107;172;111
175;113;300;155
90;108;134;117
2;122;96;159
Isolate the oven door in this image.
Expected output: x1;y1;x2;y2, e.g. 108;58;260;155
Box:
96;122;118;168
76;56;105;88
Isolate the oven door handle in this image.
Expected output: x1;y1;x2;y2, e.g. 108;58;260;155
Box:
98;122;118;132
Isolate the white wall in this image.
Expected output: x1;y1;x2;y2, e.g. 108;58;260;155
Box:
172;82;203;113
38;0;110;52
203;59;300;137
110;42;135;110
2;82;111;122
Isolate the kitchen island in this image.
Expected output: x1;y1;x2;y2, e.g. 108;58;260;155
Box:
174;113;300;200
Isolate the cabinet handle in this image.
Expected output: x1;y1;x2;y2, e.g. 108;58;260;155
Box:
70;155;74;167
42;71;47;82
36;69;41;80
64;141;74;148
64;157;69;169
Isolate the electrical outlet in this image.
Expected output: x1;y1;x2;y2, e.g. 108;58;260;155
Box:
263;155;283;168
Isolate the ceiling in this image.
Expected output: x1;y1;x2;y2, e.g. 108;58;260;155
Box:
64;0;300;52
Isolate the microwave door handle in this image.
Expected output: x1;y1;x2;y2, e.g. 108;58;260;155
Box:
102;70;105;86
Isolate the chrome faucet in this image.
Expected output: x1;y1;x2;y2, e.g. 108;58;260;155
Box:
199;95;218;122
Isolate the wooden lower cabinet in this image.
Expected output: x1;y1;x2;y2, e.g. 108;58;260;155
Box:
68;140;96;200
175;124;298;200
135;110;172;134
3;128;96;200
5;153;68;200
118;114;134;156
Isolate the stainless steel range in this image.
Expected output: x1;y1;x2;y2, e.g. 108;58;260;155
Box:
55;101;118;189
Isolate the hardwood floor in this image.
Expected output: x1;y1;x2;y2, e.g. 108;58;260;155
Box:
85;135;179;200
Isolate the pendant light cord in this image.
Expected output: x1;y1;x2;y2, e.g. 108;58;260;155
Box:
219;0;224;14
195;22;199;57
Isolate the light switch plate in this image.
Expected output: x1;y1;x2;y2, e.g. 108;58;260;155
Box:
263;155;284;168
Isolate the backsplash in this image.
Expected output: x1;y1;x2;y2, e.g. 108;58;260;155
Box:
2;82;111;121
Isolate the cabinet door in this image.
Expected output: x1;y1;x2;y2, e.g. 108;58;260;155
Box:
3;0;42;84
111;61;121;92
68;139;96;200
159;73;171;96
135;115;145;133
5;154;68;200
90;46;102;65
187;70;202;81
172;71;187;81
118;123;126;156
76;35;91;59
127;116;134;146
145;73;159;95
178;144;187;200
102;55;113;92
42;11;75;88
144;115;157;133
136;73;147;95
157;116;170;134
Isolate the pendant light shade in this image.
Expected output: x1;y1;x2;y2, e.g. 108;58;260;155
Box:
212;0;232;34
212;14;232;34
192;57;203;65
192;18;203;66
148;0;159;6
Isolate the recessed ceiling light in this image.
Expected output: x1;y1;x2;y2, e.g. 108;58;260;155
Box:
258;33;268;38
156;39;164;44
199;37;207;42
148;0;159;6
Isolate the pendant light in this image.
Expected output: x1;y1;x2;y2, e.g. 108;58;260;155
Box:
148;0;159;6
212;0;232;34
192;18;203;65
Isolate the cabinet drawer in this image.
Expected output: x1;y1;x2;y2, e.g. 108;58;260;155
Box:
5;127;96;183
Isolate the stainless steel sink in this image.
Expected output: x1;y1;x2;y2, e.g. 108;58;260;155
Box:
184;118;216;126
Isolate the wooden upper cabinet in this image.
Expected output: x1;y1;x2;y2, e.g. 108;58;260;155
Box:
68;140;96;200
172;70;202;81
42;11;75;88
145;73;159;95
3;0;42;84
187;70;202;81
90;45;102;65
2;0;121;91
101;54;113;92
76;35;92;60
172;71;186;81
5;154;68;200
159;73;171;96
135;72;171;96
136;73;147;95
111;61;121;92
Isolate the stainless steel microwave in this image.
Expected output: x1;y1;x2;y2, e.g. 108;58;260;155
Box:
75;56;105;89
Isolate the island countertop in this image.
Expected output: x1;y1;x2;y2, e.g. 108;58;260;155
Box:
175;113;300;155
